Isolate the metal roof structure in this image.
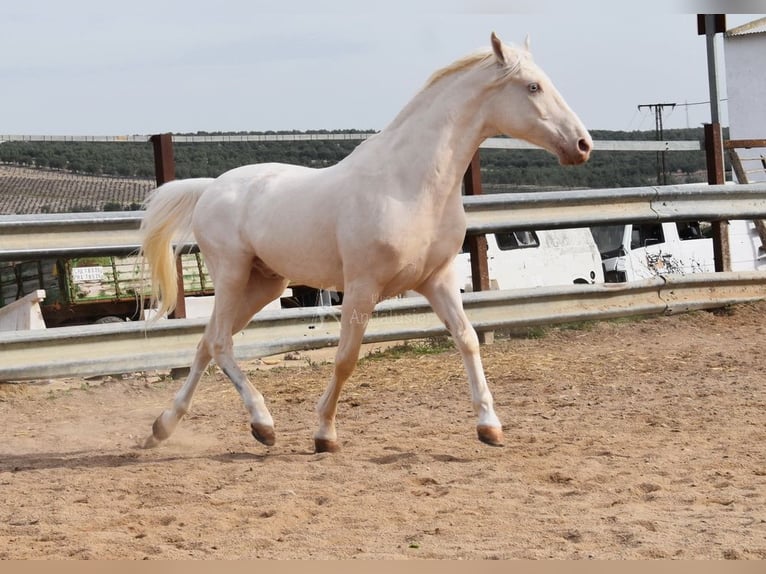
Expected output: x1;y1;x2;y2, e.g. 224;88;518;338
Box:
726;17;766;38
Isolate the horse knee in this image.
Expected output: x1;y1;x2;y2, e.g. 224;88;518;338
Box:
452;322;480;355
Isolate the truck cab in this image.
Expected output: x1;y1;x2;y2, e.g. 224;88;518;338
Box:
591;220;766;283
456;228;604;292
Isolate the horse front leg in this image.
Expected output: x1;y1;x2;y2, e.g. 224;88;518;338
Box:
314;288;376;453
141;341;212;448
417;266;503;446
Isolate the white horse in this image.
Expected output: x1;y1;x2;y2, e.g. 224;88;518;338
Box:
140;32;592;453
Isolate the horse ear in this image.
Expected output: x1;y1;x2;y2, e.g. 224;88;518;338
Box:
524;34;531;52
491;31;506;65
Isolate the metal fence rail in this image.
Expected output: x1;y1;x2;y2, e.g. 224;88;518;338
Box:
2;271;765;381
3;183;766;260
1;134;704;151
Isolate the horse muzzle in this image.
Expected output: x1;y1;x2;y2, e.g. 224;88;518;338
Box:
558;136;592;166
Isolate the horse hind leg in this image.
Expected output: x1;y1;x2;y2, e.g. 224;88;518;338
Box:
143;318;271;449
210;269;289;447
142;261;287;449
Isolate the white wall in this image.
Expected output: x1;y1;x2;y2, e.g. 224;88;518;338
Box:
724;31;766;182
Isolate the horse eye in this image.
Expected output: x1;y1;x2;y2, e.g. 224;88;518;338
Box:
528;82;540;93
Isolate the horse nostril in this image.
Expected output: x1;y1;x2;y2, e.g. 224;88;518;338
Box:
578;138;591;154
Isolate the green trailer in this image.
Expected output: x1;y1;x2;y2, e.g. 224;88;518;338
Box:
0;253;213;327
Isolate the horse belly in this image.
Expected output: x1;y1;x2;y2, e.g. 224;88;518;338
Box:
225;171;343;288
249;221;344;291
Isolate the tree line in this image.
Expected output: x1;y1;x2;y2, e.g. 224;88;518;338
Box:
0;128;722;190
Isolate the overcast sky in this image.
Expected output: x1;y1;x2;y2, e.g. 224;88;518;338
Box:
1;1;763;136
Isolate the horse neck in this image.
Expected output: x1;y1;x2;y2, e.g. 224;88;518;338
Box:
361;65;496;198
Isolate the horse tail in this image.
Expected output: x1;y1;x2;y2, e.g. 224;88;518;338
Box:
140;178;215;319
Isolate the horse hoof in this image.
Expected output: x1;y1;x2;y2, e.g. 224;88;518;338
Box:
477;425;504;447
251;423;276;446
314;438;341;453
141;434;161;449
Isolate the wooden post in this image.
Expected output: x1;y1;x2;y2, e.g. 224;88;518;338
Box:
150;134;187;320
704;123;730;272
462;151;493;344
725;142;766;252
727;148;747;183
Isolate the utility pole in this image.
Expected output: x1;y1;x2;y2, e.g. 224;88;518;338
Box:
638;102;676;184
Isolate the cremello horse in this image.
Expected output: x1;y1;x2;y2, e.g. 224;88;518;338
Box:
140;32;592;453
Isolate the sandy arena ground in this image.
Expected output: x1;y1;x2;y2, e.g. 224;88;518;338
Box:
1;302;765;559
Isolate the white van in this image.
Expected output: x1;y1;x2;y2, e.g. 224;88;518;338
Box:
591;219;766;282
455;228;605;292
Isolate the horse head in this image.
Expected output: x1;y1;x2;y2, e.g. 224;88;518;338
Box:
486;32;592;166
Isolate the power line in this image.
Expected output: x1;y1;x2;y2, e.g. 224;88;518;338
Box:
637;103;676;184
675;98;729;107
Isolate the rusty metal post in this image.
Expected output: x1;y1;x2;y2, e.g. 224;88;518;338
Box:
151;133;175;187
463;151;493;344
704;123;730;272
150;133;187;320
704;123;725;185
463;152;490;292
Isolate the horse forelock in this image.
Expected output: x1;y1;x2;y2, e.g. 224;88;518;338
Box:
498;46;528;79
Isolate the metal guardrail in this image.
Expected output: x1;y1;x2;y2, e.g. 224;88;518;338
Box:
0;211;147;260
3;181;766;381
462;182;766;233
3;183;766;260
2;271;765;381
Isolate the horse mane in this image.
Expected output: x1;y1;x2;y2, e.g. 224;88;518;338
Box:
424;45;525;90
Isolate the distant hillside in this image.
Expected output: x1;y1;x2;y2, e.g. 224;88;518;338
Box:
0;165;153;215
0;128;718;214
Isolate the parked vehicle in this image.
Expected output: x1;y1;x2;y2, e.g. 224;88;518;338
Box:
590;219;766;283
455;228;604;292
2;227;609;327
0;253;213;327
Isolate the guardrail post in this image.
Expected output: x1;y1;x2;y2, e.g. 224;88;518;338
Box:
150;133;187;320
151;134;190;380
463;151;493;344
